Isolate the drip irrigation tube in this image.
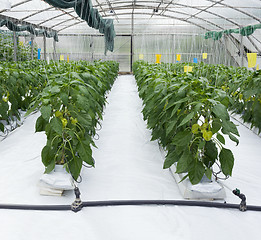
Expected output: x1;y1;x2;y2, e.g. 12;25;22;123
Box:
0;200;261;212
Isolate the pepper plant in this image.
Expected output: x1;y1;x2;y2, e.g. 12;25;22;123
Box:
26;61;119;180
167;62;261;133
133;61;239;184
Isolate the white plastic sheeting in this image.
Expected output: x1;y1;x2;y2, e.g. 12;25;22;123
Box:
0;75;261;240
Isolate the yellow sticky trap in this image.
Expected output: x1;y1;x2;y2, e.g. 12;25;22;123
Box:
256;64;259;70
184;66;193;73
155;54;162;64
67;55;69;62
60;55;64;61
247;53;257;68
19;41;23;46
176;54;181;61
139;54;144;60
202;53;207;59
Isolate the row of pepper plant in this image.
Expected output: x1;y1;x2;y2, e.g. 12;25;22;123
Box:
26;60;119;180
0;61;47;133
167;62;261;133
133;61;239;185
0;33;38;61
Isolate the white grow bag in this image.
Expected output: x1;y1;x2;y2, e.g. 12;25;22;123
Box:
38;165;74;196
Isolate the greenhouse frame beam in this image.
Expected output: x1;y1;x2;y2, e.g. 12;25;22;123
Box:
207;0;261;23
246;35;261;54
93;1;254;29
185;0;224;21
0;0;32;14
38;10;75;25
150;0;164;19
108;12;210;31
21;6;54;21
105;0;119;22
0;14;55;32
57;20;85;32
101;5;224;31
94;0;107;17
50;18;76;29
159;0;174;15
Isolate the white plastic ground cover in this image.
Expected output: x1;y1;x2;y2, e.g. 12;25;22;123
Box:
0;75;261;240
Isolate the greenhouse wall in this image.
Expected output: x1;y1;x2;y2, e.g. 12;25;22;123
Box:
34;34;239;71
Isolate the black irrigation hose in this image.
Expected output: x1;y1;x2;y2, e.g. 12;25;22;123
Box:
0;199;261;212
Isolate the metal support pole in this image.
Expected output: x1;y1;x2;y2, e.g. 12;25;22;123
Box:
130;2;135;72
130;35;133;72
172;34;175;63
212;40;216;65
31;35;34;60
13;32;17;62
90;36;94;61
239;34;244;67
53;38;56;61
43;34;47;61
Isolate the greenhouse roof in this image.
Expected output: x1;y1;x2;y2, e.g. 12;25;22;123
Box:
0;0;260;35
0;0;261;54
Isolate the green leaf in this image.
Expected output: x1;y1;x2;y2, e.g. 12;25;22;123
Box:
68;156;82;181
25;100;40;117
166;118;178;136
41;145;54;166
172;130;192;146
193;102;203;112
222;120;240;136
202;140;218;167
78;142;94;166
60;92;68;105
188;161;205;185
40;105;52;121
76;94;89;112
0;122;4;133
170;103;181;118
212;103;229;121
49;85;60;94
163;150;181;169
50;117;63;135
35;115;48;132
198;140;206;149
178;112;194;127
44;161;55;174
219;147;234;176
228;133;239;146
176;149;193;173
205;168;212;180
211;118;222;134
216;133;225;144
220;96;230;108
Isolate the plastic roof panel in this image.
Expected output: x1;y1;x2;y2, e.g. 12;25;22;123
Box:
0;0;260;36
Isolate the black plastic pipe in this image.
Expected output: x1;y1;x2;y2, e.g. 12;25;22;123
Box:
0;200;261;212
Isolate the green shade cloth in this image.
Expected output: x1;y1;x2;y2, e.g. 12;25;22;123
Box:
44;0;115;54
0;19;58;41
205;24;261;40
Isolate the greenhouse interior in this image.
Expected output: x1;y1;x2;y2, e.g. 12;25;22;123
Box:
0;0;261;239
